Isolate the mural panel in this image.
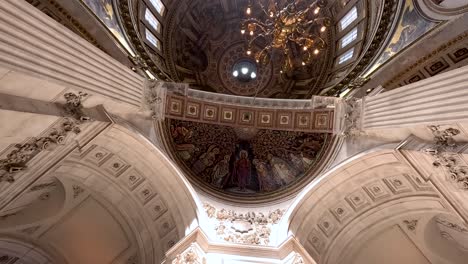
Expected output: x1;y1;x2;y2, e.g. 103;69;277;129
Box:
168;119;330;196
80;0;135;56
367;0;438;74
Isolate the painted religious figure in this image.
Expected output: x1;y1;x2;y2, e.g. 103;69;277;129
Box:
253;159;276;192
81;0;134;55
232;150;251;191
168;119;329;196
367;0;438;73
171;124;197;160
192;145;220;174
211;155;231;188
267;153;298;186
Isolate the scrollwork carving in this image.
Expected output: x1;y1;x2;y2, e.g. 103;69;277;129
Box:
341;97;365;138
424;125;468;190
143;81;168;120
173;243;206;264
291;253;305;264
0;93;90;183
63;92;90;121
435;216;468;233
403;219;418;231
203;203;285;245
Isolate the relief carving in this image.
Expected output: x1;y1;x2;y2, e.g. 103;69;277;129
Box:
403;219;418;231
435;216;468;233
341;97;365;138
172;243;206;264
435;216;468;251
144;82;189;120
291;253;305;264
424;125;468;190
63;92;90;121
72;185;85;198
0;93;90;183
203;203;285;245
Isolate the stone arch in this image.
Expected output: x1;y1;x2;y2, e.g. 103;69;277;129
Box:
38;123;205;262
416;0;468;20
0;236;66;263
283;147;456;264
424;213;468;263
0;178;65;230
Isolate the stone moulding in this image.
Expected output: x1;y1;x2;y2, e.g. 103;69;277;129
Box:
0;92;91;183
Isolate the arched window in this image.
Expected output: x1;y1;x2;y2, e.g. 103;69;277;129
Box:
145;8;161;32
339;6;357;31
338;48;354;64
149;0;165;15
340;27;358;48
146;28;161;50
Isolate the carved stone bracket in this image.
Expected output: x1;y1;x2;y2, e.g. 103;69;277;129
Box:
341;97;365;138
0;92;90;183
423;125;468;190
203;203;285;246
63;92;90;121
403;219;418;231
143;80;168;120
291;253;305;264
172;243;206;264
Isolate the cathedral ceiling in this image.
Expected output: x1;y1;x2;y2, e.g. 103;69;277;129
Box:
162;0;335;98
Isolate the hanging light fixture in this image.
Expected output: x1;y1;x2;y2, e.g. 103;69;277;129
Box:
240;0;330;73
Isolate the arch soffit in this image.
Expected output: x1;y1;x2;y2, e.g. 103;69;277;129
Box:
55;124;203;237
416;0;468;20
0;235;67;264
283;147;455;263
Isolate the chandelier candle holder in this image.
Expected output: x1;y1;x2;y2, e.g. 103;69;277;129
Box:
240;0;330;73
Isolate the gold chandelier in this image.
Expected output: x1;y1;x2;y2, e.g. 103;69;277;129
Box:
240;0;330;73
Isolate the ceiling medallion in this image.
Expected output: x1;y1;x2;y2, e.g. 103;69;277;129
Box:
240;0;330;73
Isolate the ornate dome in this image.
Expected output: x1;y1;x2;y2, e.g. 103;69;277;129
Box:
163;0;335;98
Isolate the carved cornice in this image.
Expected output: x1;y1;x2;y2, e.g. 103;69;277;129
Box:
26;0;105;52
165;92;336;133
383;31;468;88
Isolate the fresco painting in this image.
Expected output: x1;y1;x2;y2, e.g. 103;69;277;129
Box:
169;119;330;195
81;0;135;56
366;0;438;75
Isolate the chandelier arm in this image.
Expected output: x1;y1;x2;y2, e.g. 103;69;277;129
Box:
313;17;331;22
243;18;270;29
248;32;271;47
258;1;271;18
304;19;319;26
304;1;319;13
250;23;271;35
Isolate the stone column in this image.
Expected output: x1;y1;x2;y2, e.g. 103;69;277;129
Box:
0;0;144;108
362;65;468;131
